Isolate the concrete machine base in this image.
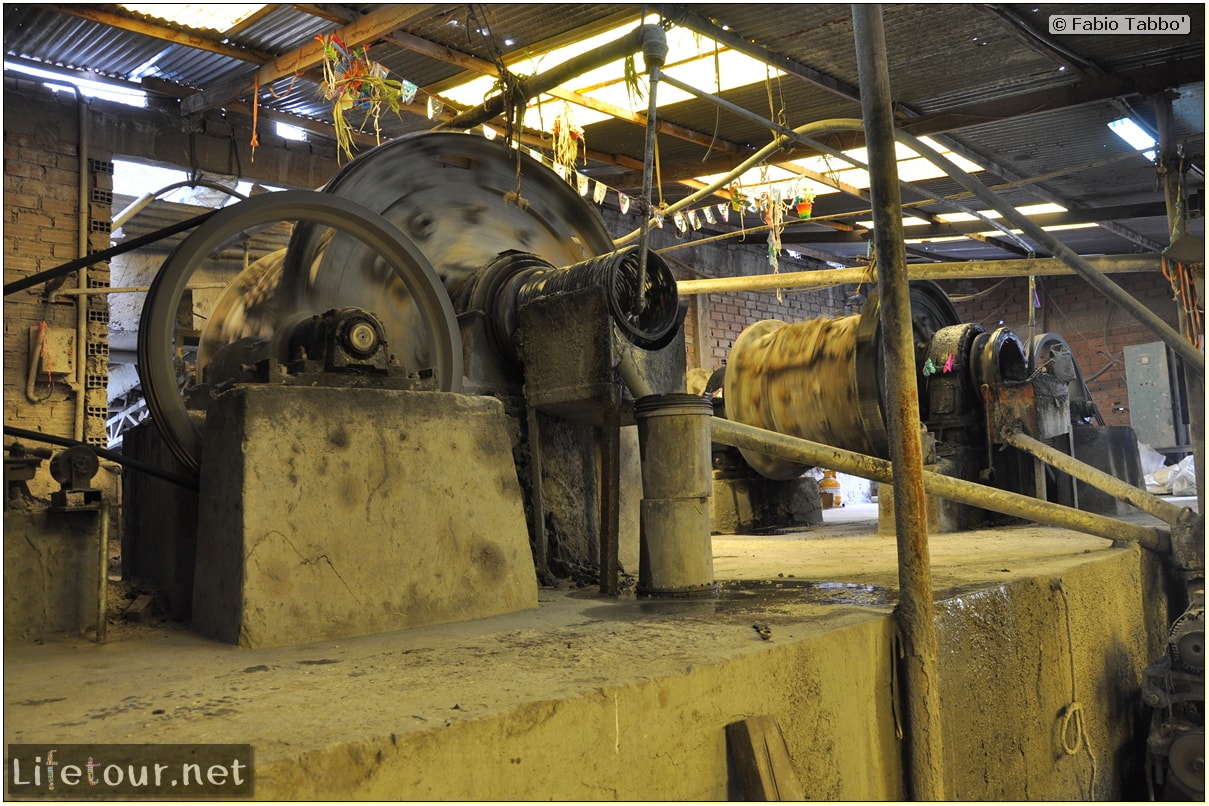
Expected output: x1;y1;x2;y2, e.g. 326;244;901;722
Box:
4;505;1175;800
192;386;538;648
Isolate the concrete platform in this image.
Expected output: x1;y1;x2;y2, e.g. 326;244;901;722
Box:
3;503;1184;800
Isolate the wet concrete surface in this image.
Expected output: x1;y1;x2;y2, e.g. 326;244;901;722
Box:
2;499;1192;799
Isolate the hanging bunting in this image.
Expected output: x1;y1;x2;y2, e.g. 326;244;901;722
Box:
653;210;665;228
794;189;815;220
703;206;716;225
593;180;607;205
482;124;497;140
673;212;688;233
619;192;631;214
688;209;702;230
553;162;568;180
729;182;747;212
942;354;955;373
922;357;937;376
399;80;418;106
317;33;413;161
717;203;730;223
576;172;590;196
427;95;444;119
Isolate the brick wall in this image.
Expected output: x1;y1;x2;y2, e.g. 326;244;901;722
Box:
4;79;112;453
4;73;342;464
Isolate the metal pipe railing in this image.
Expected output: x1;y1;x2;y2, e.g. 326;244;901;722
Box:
1004;430;1192;528
615;103;1201;376
675;254;1163;296
895;129;1204;377
4;211;217;297
655;70;1026;251
709;417;1171;553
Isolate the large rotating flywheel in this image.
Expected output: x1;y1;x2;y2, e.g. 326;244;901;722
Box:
281;132;616;373
139;191;464;476
142;133;620;476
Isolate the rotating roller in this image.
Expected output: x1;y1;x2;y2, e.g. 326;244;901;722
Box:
280;132;616;375
722;282;961;479
725;315;871;480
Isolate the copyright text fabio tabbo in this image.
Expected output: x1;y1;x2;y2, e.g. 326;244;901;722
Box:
1049;14;1191;34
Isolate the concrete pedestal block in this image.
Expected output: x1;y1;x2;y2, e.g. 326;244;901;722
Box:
711;475;823;535
193;386;538;648
4;508;101;641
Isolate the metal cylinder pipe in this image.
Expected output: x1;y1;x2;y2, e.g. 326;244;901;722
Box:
635;394;717;597
74;91;89;443
620;107;1200;377
634;33;666;316
675;254;1163;296
439;25;667;132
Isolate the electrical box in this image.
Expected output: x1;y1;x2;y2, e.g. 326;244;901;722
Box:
1124;342;1190;453
27;326;75;377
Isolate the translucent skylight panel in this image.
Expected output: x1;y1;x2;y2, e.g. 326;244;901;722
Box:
119;3;265;32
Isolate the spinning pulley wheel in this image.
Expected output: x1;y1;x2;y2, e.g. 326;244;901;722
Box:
138;191;463;476
139;133;624;476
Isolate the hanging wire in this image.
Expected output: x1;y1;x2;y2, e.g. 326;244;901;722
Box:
470;3;528;206
701;40;723;163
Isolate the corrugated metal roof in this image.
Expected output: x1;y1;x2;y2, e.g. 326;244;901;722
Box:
2;2;1203;265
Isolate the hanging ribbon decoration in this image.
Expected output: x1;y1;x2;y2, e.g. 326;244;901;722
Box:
318;34;415;163
250;75;260;160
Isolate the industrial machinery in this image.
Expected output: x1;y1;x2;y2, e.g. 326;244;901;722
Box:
138;132;682;476
715;281;1141;529
126;130;1192;640
1145;591;1205;799
127;131;692;640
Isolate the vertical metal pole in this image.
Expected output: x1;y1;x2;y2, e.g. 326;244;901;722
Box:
1155;94;1205;517
694;293;712;370
852;5;947;800
635;27;668;315
598;405;621;595
97;501;109;643
526;405;549;581
74;92;90;442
